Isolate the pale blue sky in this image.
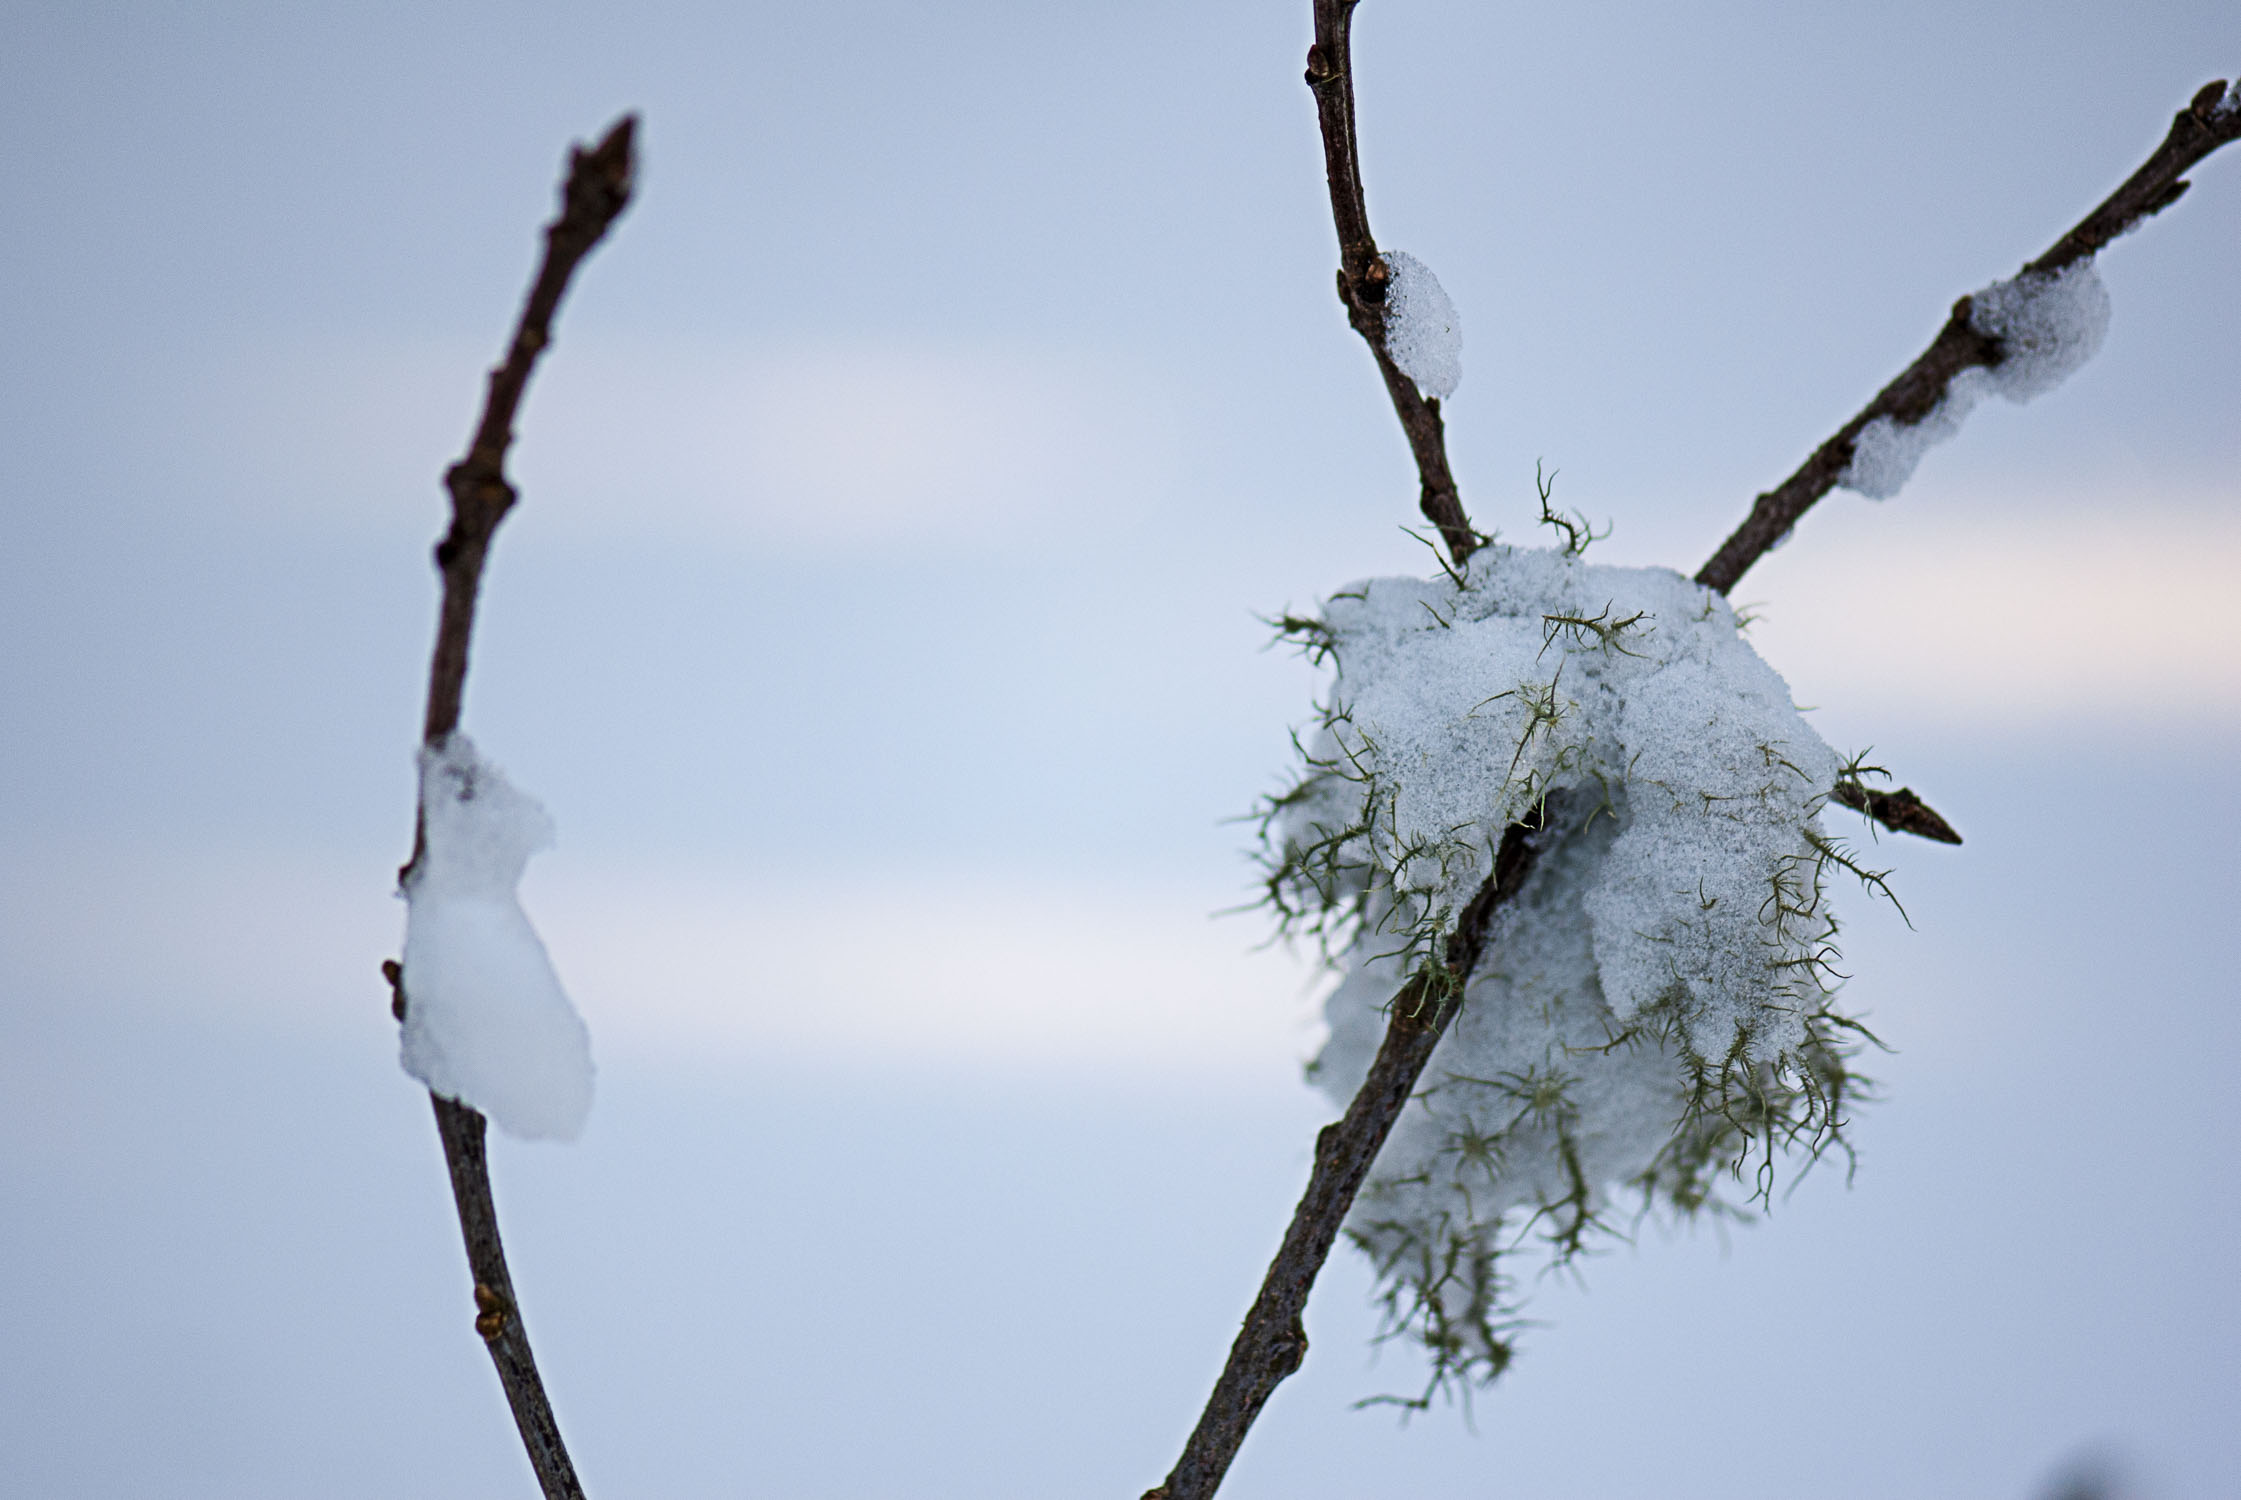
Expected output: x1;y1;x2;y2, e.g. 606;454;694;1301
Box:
2;2;2237;1496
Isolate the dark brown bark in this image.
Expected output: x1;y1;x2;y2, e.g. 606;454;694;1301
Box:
393;114;636;1500
1307;0;1477;566
433;1096;586;1500
1696;80;2241;597
1831;783;1963;845
1147;821;1544;1500
423;116;637;746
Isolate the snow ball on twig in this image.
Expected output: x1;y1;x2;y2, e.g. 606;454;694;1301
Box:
1840;374;1986;501
1969;259;2112;401
1382;250;1463;401
400;734;593;1142
1841;259;2110;500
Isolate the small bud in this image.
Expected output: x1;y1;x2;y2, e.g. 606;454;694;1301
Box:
473;1282;512;1340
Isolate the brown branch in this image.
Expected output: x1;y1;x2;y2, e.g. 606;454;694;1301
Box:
423;116;638;745
433;1095;586;1496
391;113;637;1500
1696;80;2241;597
1306;0;1476;566
1146;820;1545;1500
1831;783;1963;845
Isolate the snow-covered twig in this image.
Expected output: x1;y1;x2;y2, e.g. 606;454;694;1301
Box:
392;114;637;1500
1696;79;2241;596
1305;0;1477;566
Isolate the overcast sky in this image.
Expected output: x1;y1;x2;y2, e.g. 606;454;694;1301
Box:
2;3;2237;1497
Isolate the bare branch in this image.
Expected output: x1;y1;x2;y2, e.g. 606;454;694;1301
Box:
1696;80;2241;597
392;113;637;1500
432;1095;586;1497
1831;783;1963;845
1147;821;1546;1500
1306;0;1476;566
422;115;638;747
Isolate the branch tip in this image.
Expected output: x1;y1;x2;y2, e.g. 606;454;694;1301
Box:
1830;782;1963;845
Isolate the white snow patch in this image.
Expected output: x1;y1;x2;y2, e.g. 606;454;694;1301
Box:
1840;369;1987;501
1382;251;1462;400
399;735;593;1141
1971;259;2112;400
1270;546;1848;1353
1841;259;2110;500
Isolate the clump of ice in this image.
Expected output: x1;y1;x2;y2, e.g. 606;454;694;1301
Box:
2217;79;2240;118
1840;378;1982;501
1263;545;1862;1388
1841;259;2110;500
1382;251;1462;400
399;734;593;1141
1971;259;2112;400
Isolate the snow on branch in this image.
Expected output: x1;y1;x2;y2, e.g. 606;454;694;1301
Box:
1382;251;1463;401
401;734;593;1142
1266;551;1870;1404
1697;79;2241;596
388;113;636;1500
1840;261;2111;499
1304;0;1478;566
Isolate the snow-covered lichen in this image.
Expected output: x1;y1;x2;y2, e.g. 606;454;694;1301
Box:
400;734;594;1141
1841;258;2110;499
1259;543;1875;1401
1382;251;1463;401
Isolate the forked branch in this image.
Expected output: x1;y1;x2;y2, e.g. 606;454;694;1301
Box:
1307;0;1476;565
1696;80;2241;596
393;113;637;1500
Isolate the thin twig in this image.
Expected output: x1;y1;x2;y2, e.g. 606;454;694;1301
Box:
392;113;637;1500
1306;0;1476;566
433;1094;585;1491
1831;783;1962;845
422;116;638;745
1696;80;2241;596
1141;16;1523;1495
1146;822;1545;1500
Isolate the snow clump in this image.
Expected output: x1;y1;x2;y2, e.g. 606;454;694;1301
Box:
400;734;594;1141
1381;251;1462;400
1261;543;1867;1394
1841;259;2110;499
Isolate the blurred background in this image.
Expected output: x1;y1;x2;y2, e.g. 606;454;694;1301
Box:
2;2;2236;1496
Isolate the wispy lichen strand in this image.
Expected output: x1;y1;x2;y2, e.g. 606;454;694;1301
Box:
1259;544;1875;1402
